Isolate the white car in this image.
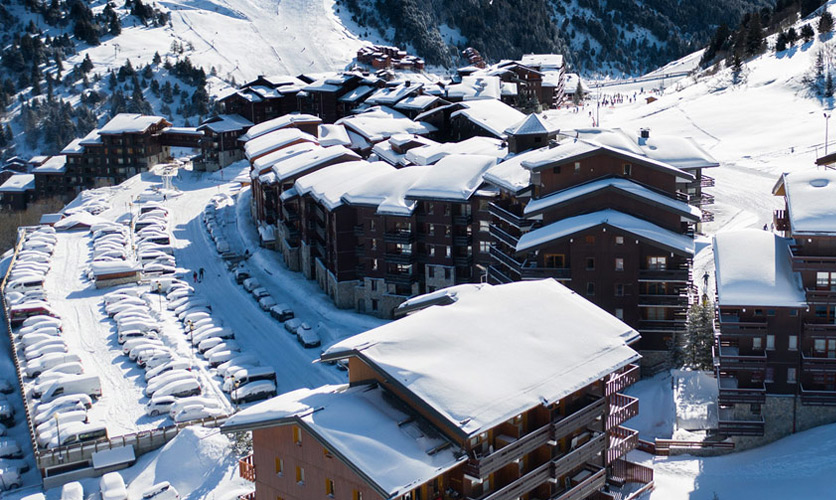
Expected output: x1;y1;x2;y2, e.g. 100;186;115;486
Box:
0;467;21;491
230;380;277;404
172;404;224;423
33;398;91;425
123;338;164;356
144;352;177;370
145;370;195;397
20;332;61;348
145;395;177;417
100;472;128;500
242;277;260;292
145;360;191;381
21;315;61;330
258;296;277;311
60;481;84;500
204;341;240;358
142;481;180;500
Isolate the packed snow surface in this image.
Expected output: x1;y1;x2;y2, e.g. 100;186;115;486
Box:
778;170;836;235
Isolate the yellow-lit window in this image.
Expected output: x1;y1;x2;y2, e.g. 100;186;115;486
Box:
352;490;363;500
296;466;305;484
292;426;302;445
326;478;335;497
274;458;283;475
323;447;333;458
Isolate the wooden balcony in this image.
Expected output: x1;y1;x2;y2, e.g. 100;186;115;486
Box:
789;246;836;272
607;426;638;464
553;397;607;440
238;454;255;482
637;269;690;282
800;384;836;406
804;323;836;337
606;365;640;397
700;174;715;188
520;266;572;281
465;423;553;477
701;209;715;223
488;265;515;284
801;352;836;373
474;455;553;500
353;224;364;236
489;246;523;271
607;394;639;429
454;255;474;267
806;288;836;304
717;408;764;436
383;230;414;244
637;319;686;333
384;272;417;285
489;224;519;248
384;251;415;264
488;202;534;229
717;320;768;335
453;234;473;246
553;432;607;479
638;293;690;307
773;209;789;232
453;214;473;225
717;376;766;405
609;458;654;500
714;344;767;371
553;466;606;500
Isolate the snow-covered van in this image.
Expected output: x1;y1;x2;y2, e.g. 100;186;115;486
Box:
25;353;82;378
39;375;102;403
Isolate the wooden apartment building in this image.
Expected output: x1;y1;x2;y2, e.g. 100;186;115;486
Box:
222;279;652;500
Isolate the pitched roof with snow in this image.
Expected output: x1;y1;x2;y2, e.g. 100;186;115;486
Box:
198;114;254;134
523;177;702;220
317;124;351;147
516;209;695;255
337;85;375;103
775;170;836;235
322;279;639;438
61;138;85;155
222;383;464;499
405;136;507;166
78;128;103;147
32;155;67;174
372;135;438;167
272;146;360;182
449;99;526;139
99;114;168;135
342;166;431;216
446;75;501;101
294;161;394;211
713;229;806;308
365;81;423;106
482;147;549;194
244;128;318;161
404;154;496;201
240;113;322;141
394;95;440;112
506;113;561;136
251;142;320;175
0;174;34;192
337;106;436;142
519;53;564;69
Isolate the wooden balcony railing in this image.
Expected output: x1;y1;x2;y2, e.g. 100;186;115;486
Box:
638;293;690;307
804;323;836;337
488;224;519;248
789;246;836;272
606;364;640;396
717;417;765;436
553;432;607;479
383;230;414;244
800;384;836;406
475;456;553;500
805;288;836;303
552;466;606;500
801;352;836;373
520;266;572;281
239;454;255;482
716;320;768;335
637;268;690;282
717;376;766;404
488;202;533;229
553;397;606;439
773;210;789;232
714;344;767;371
465;423;552;477
607;394;639;429
607;426;638;464
489;246;523;271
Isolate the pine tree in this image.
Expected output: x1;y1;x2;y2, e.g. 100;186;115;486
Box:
80;54;93;73
684;300;716;371
820;10;834;34
826;72;834;98
775;32;788;52
787;27;799;46
744;13;765;57
801;24;815;43
153;52;162;65
731;52;744;85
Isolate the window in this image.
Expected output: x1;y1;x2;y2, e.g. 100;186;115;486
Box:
326;479;335;497
429;245;436;257
552;165;561;174
427;203;434;215
615;308;624;319
586;257;595;270
292;426;302;445
767;309;776;316
444;268;452;280
428;224;435;236
623;163;632;176
754;309;764;316
370;280;377;292
295;466;305;485
817;272;836;290
753;337;763;350
584;235;596;245
765;367;775;383
789;335;798;351
647;256;667;270
586;282;595;296
615;236;624;245
275;458;283;475
444;204;451;216
615;284;624;297
370;239;377;251
372;259;379;271
428;266;435;278
479;220;490;233
370;219;376;232
766;334;775;350
446;246;452;258
574;162;581;174
371;299;379;311
615;258;624;271
353;491;363;500
479;241;491;253
544;254;565;268
787;367;797;384
790;309;798;316
323;447;333;459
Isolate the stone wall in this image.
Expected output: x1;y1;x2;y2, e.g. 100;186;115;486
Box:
732;396;836;451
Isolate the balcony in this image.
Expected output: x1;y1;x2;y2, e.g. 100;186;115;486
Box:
453;214;473;225
238;455;255;482
489;246;523;271
638;293;690;307
714;344;767;371
454;255;474;267
700;174;715;188
283;207;300;222
489;224;519;248
385;251;415;264
801;352;836;373
701;209;715;223
717;408;765;436
717;320;768;335
453;234;473;246
607;394;639;429
638;269;690;282
553;396;606;440
385;272;417;286
689;192;715;207
789;246;836;272
552;466;606;500
800;384;836;405
383;230;414;244
773;209;789;232
637;319;686;333
488;202;534;229
717;376;766;405
806;288;836;303
465;423;552;477
606;365;640;396
488;265;515;284
607;426;638;464
804;323;836;337
353;225;364;237
552;432;607;480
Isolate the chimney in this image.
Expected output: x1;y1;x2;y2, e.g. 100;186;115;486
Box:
640;128;650;139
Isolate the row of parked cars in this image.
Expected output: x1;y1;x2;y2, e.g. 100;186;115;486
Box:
133;204;176;278
57;472;179;500
6;226;59;325
159;276;278;407
204;195;232;255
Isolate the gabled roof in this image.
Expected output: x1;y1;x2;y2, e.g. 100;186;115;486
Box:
505;113;560;136
337;85;375;103
272;145;360;182
322;279;639;439
405;136;506;166
404;154;496;201
342;166;431;216
713;229;806;308
336;106;436;143
295;161;394;211
240;113;322;141
99;114;168;135
483;147;549;194
365;81;423;106
32;155;67;174
519;53;564;69
516;209;695;256
317;124;351;147
772;170;836;236
198;114;253;134
449;99;526;139
394;95;440;112
372;135;438;167
222;383;464;500
244;128;318;161
251;142;320;176
445;75;501;101
523;177;701;220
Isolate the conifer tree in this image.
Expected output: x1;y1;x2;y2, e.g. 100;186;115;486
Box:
819;10;834;34
684;300;716;371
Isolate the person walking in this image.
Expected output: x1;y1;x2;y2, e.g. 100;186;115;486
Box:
193;271;198;283
198;268;205;282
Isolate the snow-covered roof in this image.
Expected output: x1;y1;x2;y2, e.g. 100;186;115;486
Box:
78;128;103;147
365;81;423;106
295;161;394;211
482;147;548;194
405;136;507;166
199;114;254;134
372;135;438;167
272;146;360;182
99;114;167;135
91;260;141;276
517;209;695;256
337;85;375;103
775;170;836;235
28;155;48;165
394;95;440;112
404;154;496;201
564;73;585;93
342;166;431;216
337;106;436;143
713;229;806;308
446;75;501;101
251;142;320;175
317;124;351;147
541;70;564;88
519;53;564;69
61;138;85;155
222;383;464;499
244;128;318;161
505;113;561;136
248;85;283;99
32;155;67;174
239;114;322;141
449;99;526;139
0;174;34;192
524;177;702;220
323;279;639;438
396;284;487;315
303;77;340;93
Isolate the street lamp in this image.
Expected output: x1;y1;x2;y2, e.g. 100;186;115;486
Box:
186;320;195;369
156;282;163;311
54;413;60;448
826;112;832;156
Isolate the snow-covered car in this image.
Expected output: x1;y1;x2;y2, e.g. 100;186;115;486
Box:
173;298;210;316
0;440;22;459
24;340;68;360
217;355;260;378
60;481;84;500
145;370;195;397
134;347;172;366
142;351;178;370
269;303;294;322
117;329;155;344
191;327;234;345
172;404;224;423
123;338;164;356
234;267;251;284
230;380;277;404
142;481;180;500
25;353;81;378
258;295;277;311
0;379;12;395
20;332;62;348
203;340;240;358
105;299;147;316
0;467;22;491
154;379;201;399
242;278;260;292
100;472;128;500
207;350;239;367
21;315;61;330
283;318;307;335
168;397;222;419
33;394;93;421
145;360;191;381
180;310;211;324
0;403;13;427
222;367;277;393
18;323;61;338
251;287;270;300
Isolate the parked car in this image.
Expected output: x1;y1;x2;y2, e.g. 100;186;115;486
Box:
0;467;21;491
269;303;294;322
242;278;260;292
145;395;177;417
60;481;84;500
145;370;195;397
258;296;277;311
100;472;128;500
168;397;222;419
230;380;277;404
251;287;270;299
39;374;102;403
142;481;180;500
172;405;224;423
234;267;250;284
0;440;22;459
222;367;277;393
145;360;190;381
25;353;82;378
154;379;201;399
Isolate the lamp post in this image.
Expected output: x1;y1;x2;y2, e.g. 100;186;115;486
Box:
186;320;195;369
826;112;832;156
156;282;163;312
54;413;60;448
